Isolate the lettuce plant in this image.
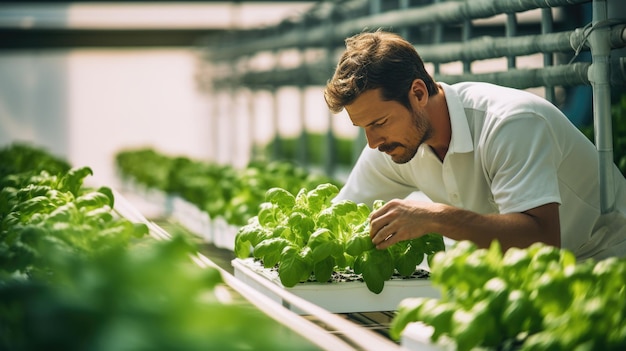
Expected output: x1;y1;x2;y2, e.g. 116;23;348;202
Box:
234;183;445;294
390;241;626;351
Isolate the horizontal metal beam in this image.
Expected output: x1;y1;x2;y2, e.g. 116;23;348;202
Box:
212;62;591;89
436;62;591;88
7;0;314;3
206;0;591;60
212;58;626;91
0;28;218;49
417;31;574;63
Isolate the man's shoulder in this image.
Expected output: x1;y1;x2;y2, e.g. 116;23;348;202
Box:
451;81;537;102
448;81;556;117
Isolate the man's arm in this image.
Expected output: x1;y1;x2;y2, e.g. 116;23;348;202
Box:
369;199;561;251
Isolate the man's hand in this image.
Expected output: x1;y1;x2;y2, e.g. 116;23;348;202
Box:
369;199;440;249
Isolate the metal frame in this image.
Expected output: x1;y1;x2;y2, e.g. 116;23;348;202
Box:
201;0;626;212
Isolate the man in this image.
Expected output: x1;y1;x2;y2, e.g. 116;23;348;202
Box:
324;30;626;260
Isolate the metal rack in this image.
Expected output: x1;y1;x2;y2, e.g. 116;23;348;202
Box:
199;0;626;214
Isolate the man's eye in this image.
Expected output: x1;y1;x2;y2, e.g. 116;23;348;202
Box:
375;119;387;127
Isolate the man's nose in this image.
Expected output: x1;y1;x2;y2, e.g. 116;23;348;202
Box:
365;129;384;149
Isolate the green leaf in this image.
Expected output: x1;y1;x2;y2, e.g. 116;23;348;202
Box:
328;200;358;216
253;237;291;268
257;202;279;227
345;233;374;257
278;246;312;287
234;222;265;259
389;297;427;340
16;196;55;219
287;212;315;245
315;211;339;233
372;199;385;210
308;228;342;261
75;191;112;210
451;309;485;351
422;233;446;254
305;183;338;213
97;186;115;208
313;256;335;283
234;234;252;259
356;203;372;219
132;223;149;238
360;249;394;294
501;289;533;339
422;302;456;342
59;166;93;196
84;206;114;226
265;187;295;210
394;250;424;277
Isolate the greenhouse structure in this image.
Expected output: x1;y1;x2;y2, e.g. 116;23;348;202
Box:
1;0;626;350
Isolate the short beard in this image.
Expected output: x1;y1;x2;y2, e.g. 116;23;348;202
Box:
390;108;431;164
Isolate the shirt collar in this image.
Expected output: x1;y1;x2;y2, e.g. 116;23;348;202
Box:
439;82;474;154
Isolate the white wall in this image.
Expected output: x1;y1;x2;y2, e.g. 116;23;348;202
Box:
0;51;70;158
0;48;212;188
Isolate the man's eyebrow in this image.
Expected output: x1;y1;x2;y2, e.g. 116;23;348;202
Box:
353;116;385;127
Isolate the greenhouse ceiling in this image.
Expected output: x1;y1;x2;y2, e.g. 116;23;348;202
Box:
0;1;315;48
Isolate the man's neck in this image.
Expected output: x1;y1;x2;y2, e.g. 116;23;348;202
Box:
425;85;452;161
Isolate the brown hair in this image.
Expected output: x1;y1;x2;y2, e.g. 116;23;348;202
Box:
324;30;438;114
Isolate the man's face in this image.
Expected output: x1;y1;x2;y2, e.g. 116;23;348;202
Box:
345;88;432;164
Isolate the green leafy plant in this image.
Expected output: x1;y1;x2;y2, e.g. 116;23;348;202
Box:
0;164;149;276
234;183;445;294
0;144;321;351
0;234;320;351
390;240;626;351
0;142;70;180
115;147;342;226
263;132;356;167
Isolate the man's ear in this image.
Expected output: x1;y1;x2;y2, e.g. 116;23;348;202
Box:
410;79;428;107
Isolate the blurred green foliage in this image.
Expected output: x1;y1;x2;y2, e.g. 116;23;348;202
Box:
263;132;356;167
0;143;321;351
116;148;342;226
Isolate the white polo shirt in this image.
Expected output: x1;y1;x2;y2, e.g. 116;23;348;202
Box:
335;82;626;260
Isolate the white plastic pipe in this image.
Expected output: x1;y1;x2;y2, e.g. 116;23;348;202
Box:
589;0;616;213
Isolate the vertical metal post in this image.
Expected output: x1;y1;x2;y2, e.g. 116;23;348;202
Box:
462;19;473;73
369;0;381;15
432;0;443;75
247;88;257;161
271;43;283;161
399;0;410;39
352;0;370;169
298;21;309;167
541;8;556;102
589;0;615;213
210;90;220;162
352;0;380;163
324;3;340;176
272;86;282;160
229;86;237;166
298;86;309;167
506;13;517;69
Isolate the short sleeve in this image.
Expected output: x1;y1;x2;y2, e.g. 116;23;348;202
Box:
482;114;563;214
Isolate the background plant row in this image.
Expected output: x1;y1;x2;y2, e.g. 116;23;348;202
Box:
115;147;343;226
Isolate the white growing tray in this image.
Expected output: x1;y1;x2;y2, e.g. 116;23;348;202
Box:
232;257;440;314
